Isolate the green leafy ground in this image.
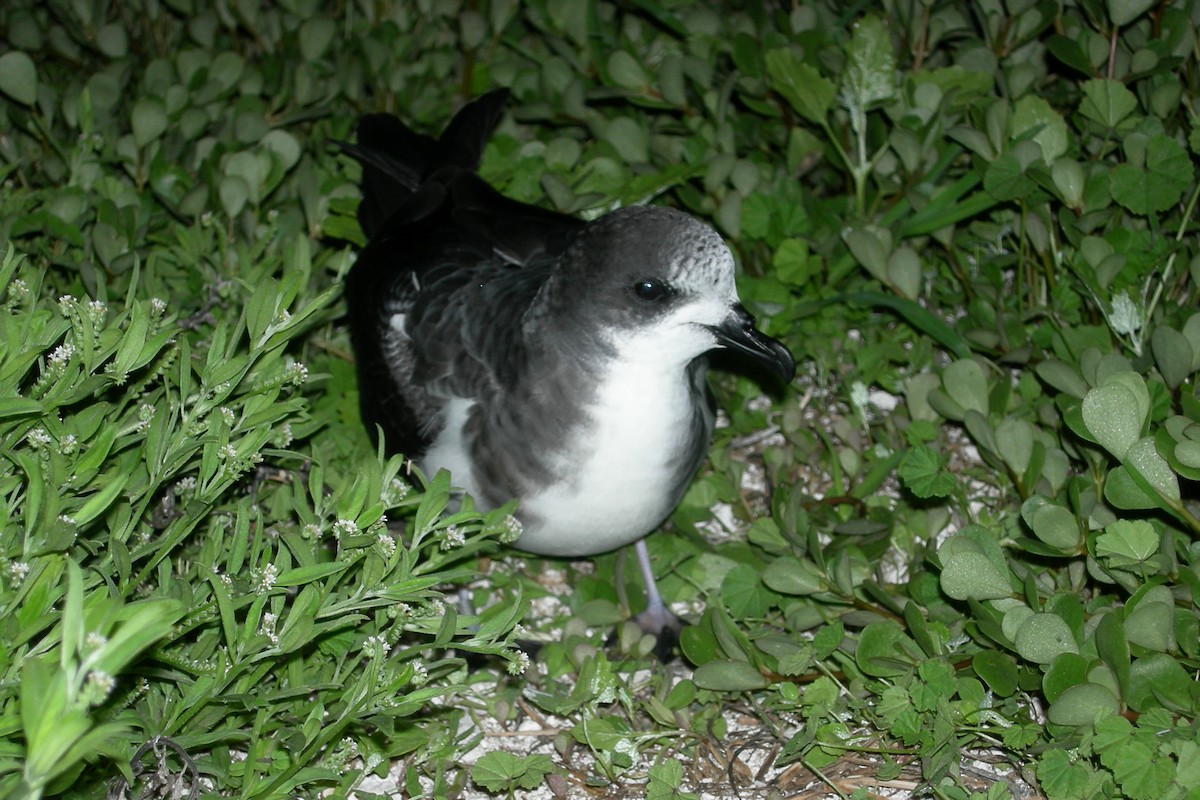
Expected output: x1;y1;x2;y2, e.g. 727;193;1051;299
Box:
2;1;1200;798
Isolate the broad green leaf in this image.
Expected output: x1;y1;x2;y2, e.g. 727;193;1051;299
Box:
762;556;823;595
606;50;646;89
940;551;1011;600
1124;599;1173;652
1095;519;1159;568
842;16;894;112
1046;682;1120;726
1082;383;1142;459
765;49;835;125
942;359;988;416
1012;95;1068;162
898;445;957;499
996;418;1035;475
131;97;168;147
1125;436;1180;502
1107;0;1156;27
0;51;38;106
1079;78;1139;128
1111;136;1194;215
1151;325;1193;389
855;623;920;677
1015;613;1079;664
691;659;769;691
1021;497;1081;551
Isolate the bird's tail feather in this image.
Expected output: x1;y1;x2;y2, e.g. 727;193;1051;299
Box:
338;89;512;238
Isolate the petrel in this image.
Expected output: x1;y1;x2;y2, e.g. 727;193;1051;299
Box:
340;89;794;636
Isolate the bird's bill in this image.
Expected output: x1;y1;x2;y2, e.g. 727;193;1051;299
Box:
709;305;795;383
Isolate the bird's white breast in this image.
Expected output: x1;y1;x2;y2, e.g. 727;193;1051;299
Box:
515;357;706;556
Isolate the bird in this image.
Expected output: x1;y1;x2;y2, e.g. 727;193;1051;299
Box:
338;89;794;638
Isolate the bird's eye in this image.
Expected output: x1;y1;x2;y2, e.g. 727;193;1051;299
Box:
632;279;669;303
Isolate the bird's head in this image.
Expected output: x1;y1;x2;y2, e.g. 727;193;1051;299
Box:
541;206;794;382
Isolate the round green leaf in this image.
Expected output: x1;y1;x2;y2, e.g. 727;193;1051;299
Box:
1151;325;1193;389
997;417;1035;475
940;551;1012;600
131;97;168;148
1023;499;1081;550
762;556;823;595
855;623;918;677
886;247;921;300
1043;652;1091;703
942;359;989;417
1126;436;1180;502
0;51;38;106
299;18;335;61
1046;682;1121;726
218;175;249;218
1013;95;1069;162
1082;383;1141;459
1124;600;1174;653
1107;0;1156;27
1127;653;1193;711
691;659;769;691
607;50;646;89
1015;612;1079;664
972;650;1019;697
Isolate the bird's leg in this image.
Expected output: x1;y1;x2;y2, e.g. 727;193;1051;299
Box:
631;538;683;644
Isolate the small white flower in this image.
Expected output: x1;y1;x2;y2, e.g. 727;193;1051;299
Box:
58;515;76;526
1108;292;1141;336
410;661;428;685
87;300;107;327
384;478;410;505
302;522;322;539
58;295;76;315
376;533;396;557
439;524;465;550
84;670;115;702
200;211;215;228
284;359;308;387
58;434;78;455
8;561;30;581
220;407;236;425
176;476;197;493
507;650;530;676
48;342;75;368
364;635;390;658
253;564;279;593
273;423;293;447
150;297;167;317
501;514;523;543
259;611;279;645
219;444;237;460
5;278;28;303
86;631;108;650
333;519;357;539
25;428;51;449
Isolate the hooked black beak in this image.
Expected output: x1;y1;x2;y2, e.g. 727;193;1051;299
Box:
709;304;795;383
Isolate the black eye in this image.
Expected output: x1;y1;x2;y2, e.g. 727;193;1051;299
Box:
632;279;670;303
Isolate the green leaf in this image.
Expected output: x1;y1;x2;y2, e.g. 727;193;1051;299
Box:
1015;613;1079;664
131;97;168;148
471;751;554;793
1046;682;1121;726
1082;383;1142;459
1111;136;1194;215
996;417;1035;476
691;659;769;691
0;51;38;106
1095;519;1159;569
942;359;989;416
762;556;823;595
1021;497;1081;551
1151;325;1193;389
1012;95;1068;162
939;551;1012;601
898;445;957;499
1080;78;1139;128
1107;0;1156;27
842;16;894;112
607;50;646;89
1125;436;1181;502
765;49;835;125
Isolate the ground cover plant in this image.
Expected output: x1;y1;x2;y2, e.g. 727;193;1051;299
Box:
0;0;1199;797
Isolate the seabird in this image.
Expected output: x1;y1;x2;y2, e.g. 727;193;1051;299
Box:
339;89;794;637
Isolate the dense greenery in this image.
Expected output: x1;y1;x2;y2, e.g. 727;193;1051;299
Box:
1;0;1199;797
